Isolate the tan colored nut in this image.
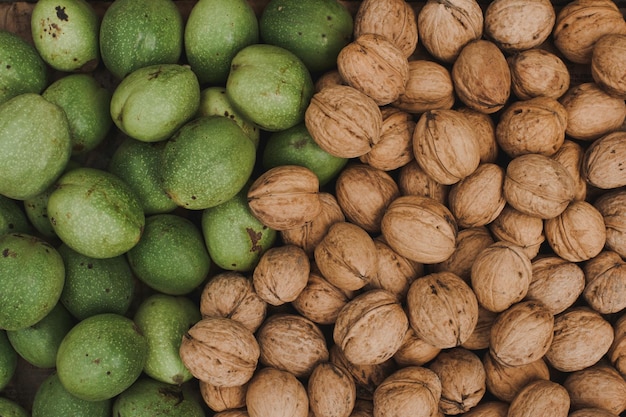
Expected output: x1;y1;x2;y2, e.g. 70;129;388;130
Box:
551;139;588;201
461;305;498;351
335;163;400;234
307;362;356;417
489;204;545;260
179;317;260;387
417;0;483;63
200;271;267;333
406;271;479;349
483;353;550;403
594;190;626;257
583;251;626;314
413;109;481;185
246;367;309;417
337;33;409;106
397;160;450;205
508;48;570;100
392;59;455;114
359;107;415;172
560;82;626;141
381;195;458;264
452;39;511;114
489;300;554;367
461;401;509;417
569;408;621;417
457;107;499;164
527;255;585;315
333;289;409;366
609;314;626;379
213;410;250;417
448;163;506;228
592;33;626;98
247;165;321;231
553;0;626;64
545;306;615;372
433;226;495;283
256;313;328;379
305;85;382;158
470;241;532;313
429;348;486;415
564;363;626;415
314;69;346;93
314;221;378;292
353;0;418;58
252;244;310;306
373;366;442;417
503;153;575;219
393;327;441;367
350;400;374;417
200;381;247;413
583;130;626;189
484;0;555;52
496;96;568;158
280;192;345;258
507;380;570;417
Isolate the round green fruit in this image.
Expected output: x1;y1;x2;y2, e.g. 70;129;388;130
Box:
56;313;148;401
0;331;17;391
0;397;28;417
0;30;48;105
226;43;314;132
260;0;353;73
0;195;32;236
32;372;112;417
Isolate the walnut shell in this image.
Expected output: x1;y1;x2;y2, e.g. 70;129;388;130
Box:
417;0;483;63
451;39;511;114
592;33;626;99
200;381;247;412
432;226;495;283
545;306;615;372
179;317;260;387
314;221;378;292
200;272;267;333
484;0;555;52
335;163;400;234
381;195;458;264
314;69;346;93
594;190;626;257
559;82;626;141
350;400;374;417
495;96;568;158
461;305;498;351
457;107;499;164
507;380;570;417
305;85;382;158
397;160;450;205
553;0;626;64
483;353;550;403
406;271;479;349
609;313;626;379
526;255;585;315
393;327;441;368
565;363;626;415
503;153;575;219
448;163;506;228
429;348;486;415
392;59;455;114
353;0;418;58
583;130;626;189
246;367;309;417
337;33;409;106
568;409;621;417
508;48;571;100
359;107;415;172
413;109;481;185
470;241;533;313
488;204;545;260
214;411;250;417
583;250;626;314
252;245;310;306
373;366;442;417
308;362;356;417
551;139;588;201
247;165;321;231
461;401;509;417
256;313;328;379
333;289;409;366
489;300;554;367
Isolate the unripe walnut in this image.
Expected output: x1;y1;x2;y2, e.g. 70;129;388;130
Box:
508;48;570;100
397;160;449;205
373;366;442;417
489;205;545;260
507;380;570;417
592;33;626;98
526;255;585;315
392;59;455;114
583;130;626;189
483;353;550;403
246;367;308;417
583;251;626;314
252;245;310;306
594;190;626;258
564;363;626;415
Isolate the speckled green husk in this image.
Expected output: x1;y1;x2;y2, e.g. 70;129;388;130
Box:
0;397;29;417
0;233;65;331
0;195;32;236
0;31;48;105
32;372;112;417
0;331;17;391
56;313;148;401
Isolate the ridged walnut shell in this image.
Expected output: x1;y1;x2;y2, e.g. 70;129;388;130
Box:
305;85;382;158
461;402;509;417
551;139;588;201
373;366;442;417
569;409;621;417
526;255;585;315
610;313;626;379
246;367;309;417
483;353;550;403
457;107;499;163
179;317;260;387
564;363;626;415
461;305;498;351
432;226;495;283
307;362;356;417
252;244;310;306
508;48;570;100
333;289;409;366
393;327;441;367
592;33;626;99
507;380;570;417
392;59;455;114
488;204;545;260
583;251;626;314
583;130;626;189
247;165;321;231
397;160;450;205
594;190;626;258
199;381;247;412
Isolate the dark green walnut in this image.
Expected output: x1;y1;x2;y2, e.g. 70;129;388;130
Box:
0;233;65;331
32;372;112;417
0;397;29;417
57;243;134;320
0;30;48;105
56;313;148;401
47;167;145;259
99;0;183;79
134;294;201;384
6;302;75;369
260;0;354;73
0;331;17;391
0;93;71;201
127;214;211;295
0;195;32;235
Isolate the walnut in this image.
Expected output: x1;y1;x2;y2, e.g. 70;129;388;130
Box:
508;48;571;100
214;411;250;417
397;160;450;205
373;366;442;417
461;401;509;417
461;305;498;351
583;250;626;314
451;39;511;114
507;380;570;417
551;139;588;201
609;313;626;379
350;400;374;417
489;204;545;260
246;367;309;417
592;33;626;99
457;107;499;164
314;69;346;93
417;0;483;63
200;381;247;412
583;130;626;189
483;353;550;403
594;190;626;257
432;226;495;283
564;363;626;415
569;408;622;417
252;245;309;306
392;59;455;114
393;327;441;368
526;255;585;315
307;362;357;417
